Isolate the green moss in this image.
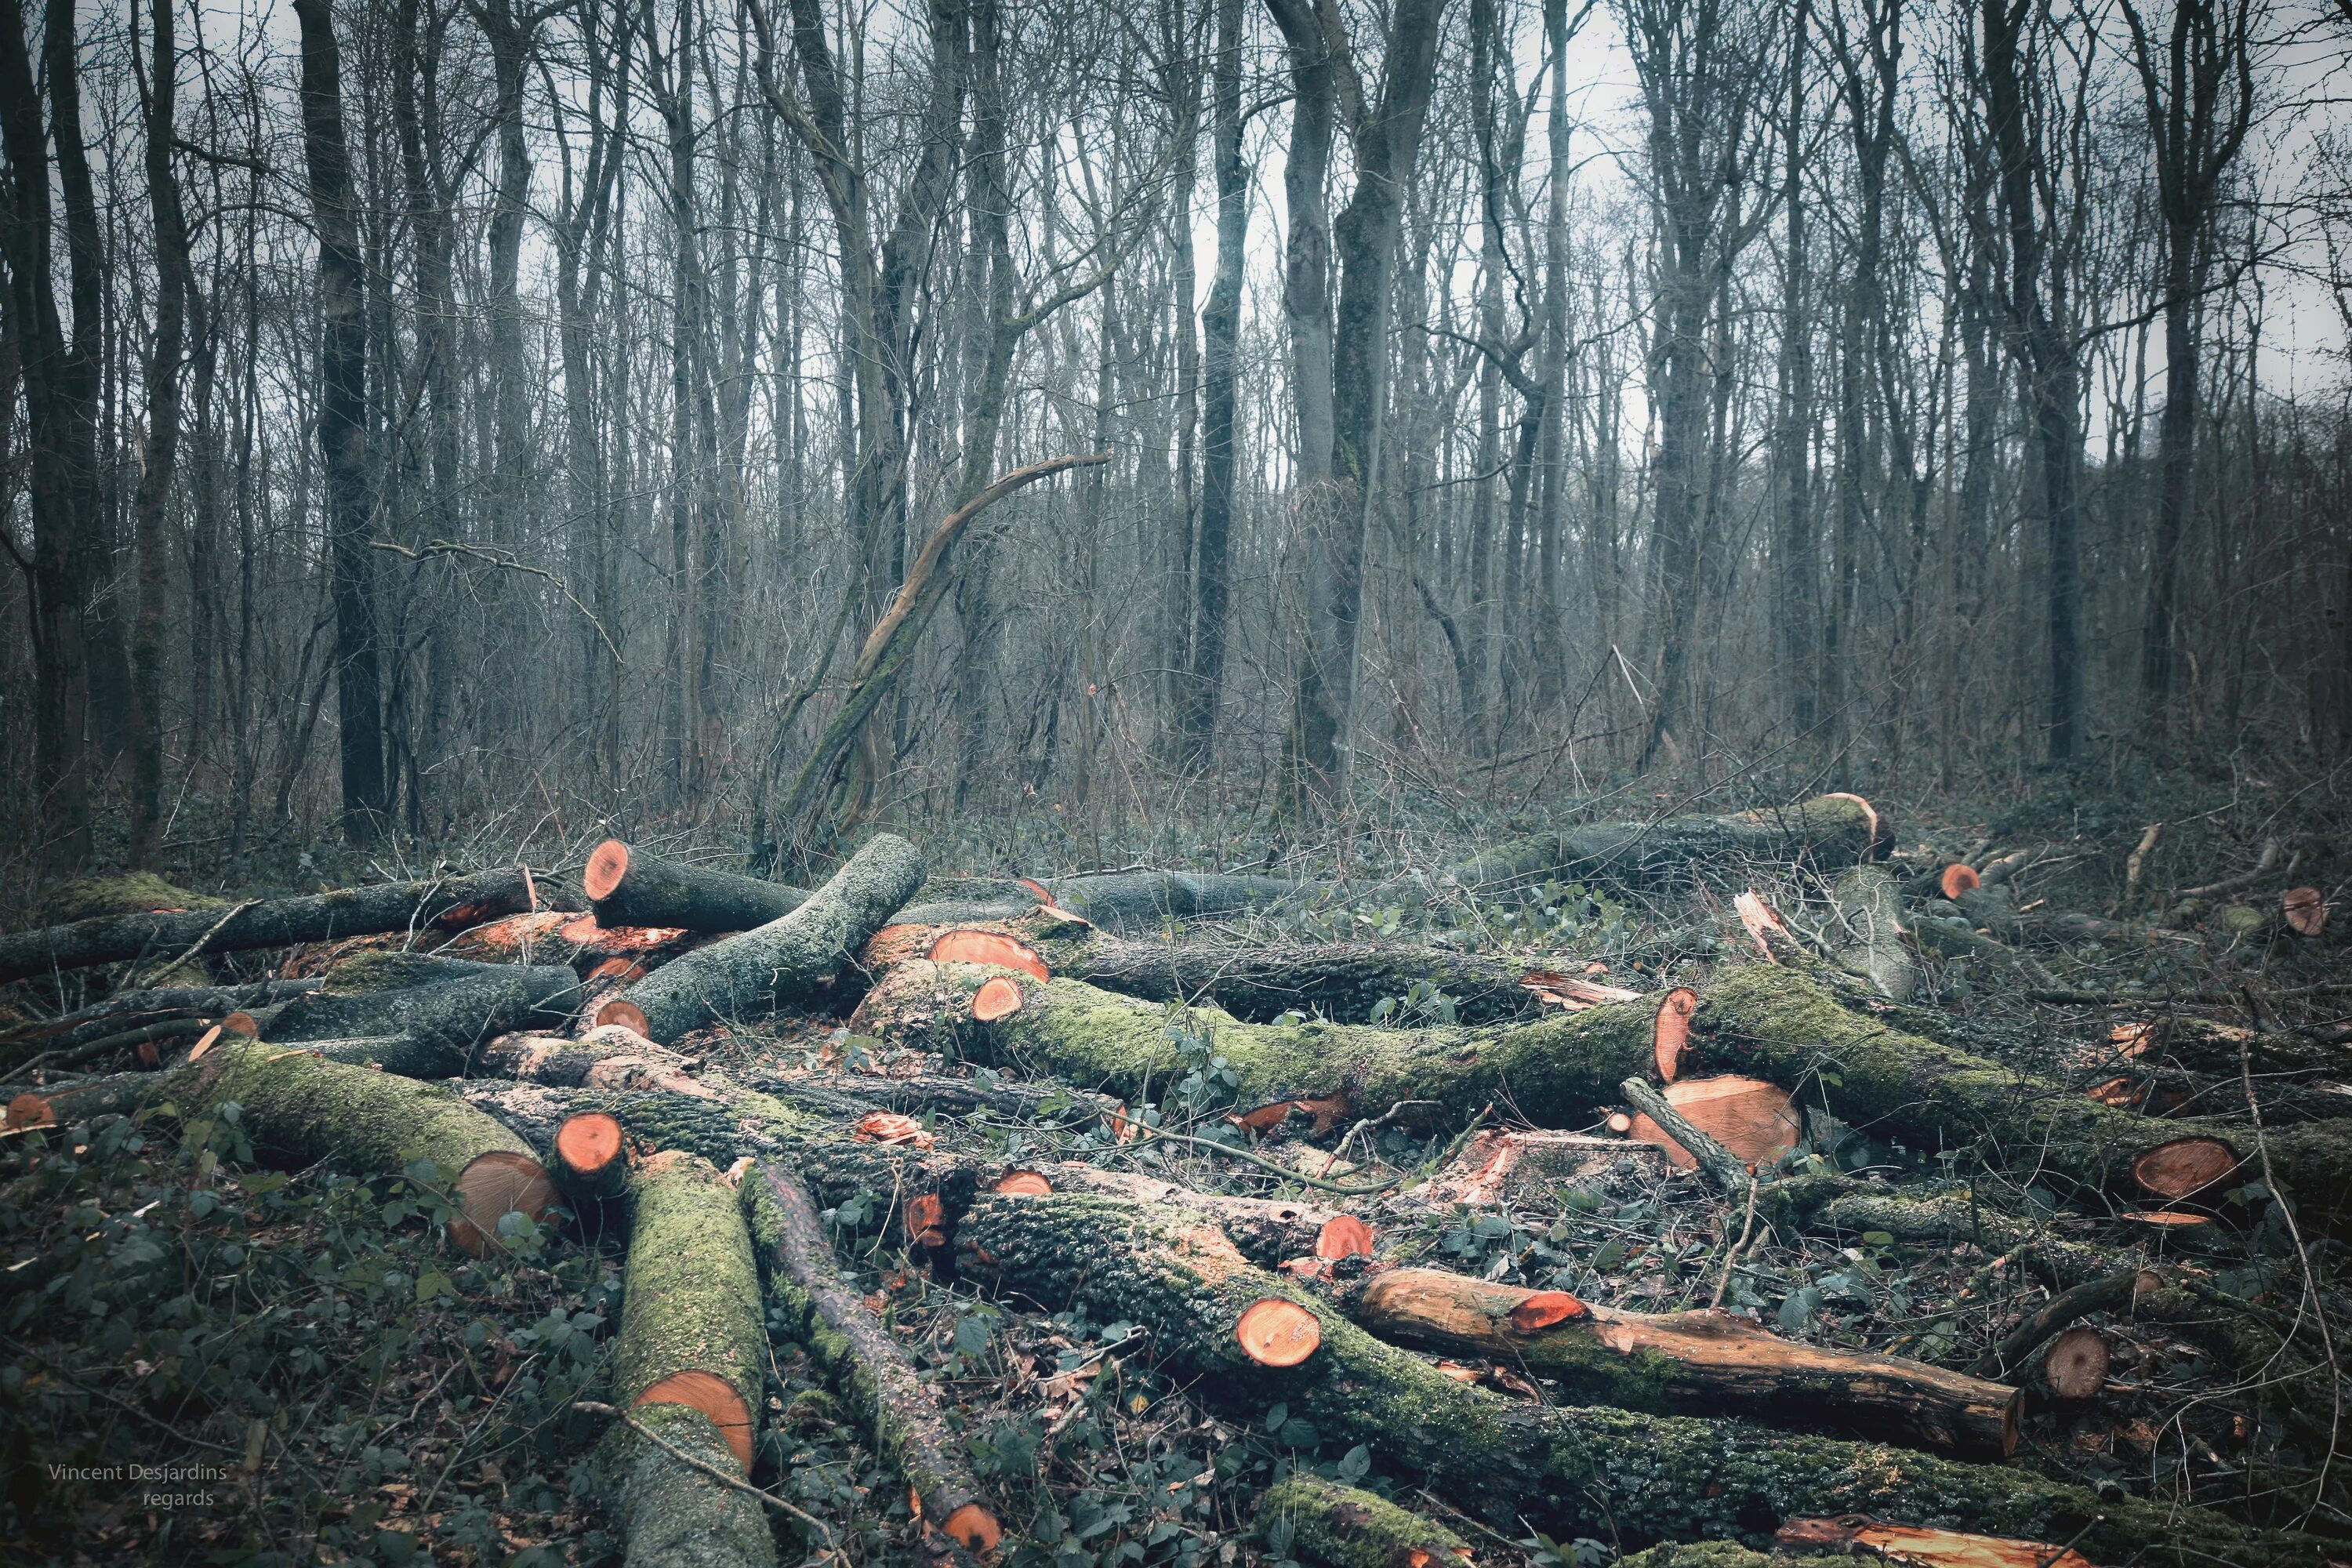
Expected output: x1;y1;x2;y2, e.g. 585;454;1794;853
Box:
181;1039;532;1178
1258;1474;1470;1568
615;1153;768;1420
38;873;223;924
316;949;498;995
1618;1544;1839;1568
598;1401;778;1568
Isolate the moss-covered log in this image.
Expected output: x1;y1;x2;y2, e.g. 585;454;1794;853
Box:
956;1190;2317;1562
1255;1474;1471;1568
743;1163;1000;1559
611;835;924;1043
597;1401;778;1568
858;906;1599;1025
1342;1266;2018;1458
851;960;1666;1129
161;1040;557;1254
614;1150;768;1474
1438;793;1889;897
750;1066;1120;1125
261;963;583;1076
0;868;565;985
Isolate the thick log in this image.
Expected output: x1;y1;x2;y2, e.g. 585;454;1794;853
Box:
555;1111;630;1203
1829;865;1918;1003
0;868;562;985
743;1163;999;1561
158;1040;556;1254
587;840;809;932
263;964;583;1076
1343;1265;2020;1458
1687;965;2339;1216
615;1150;768;1473
952;1189;2312;1563
609;834;924;1043
1256;1474;1471;1568
850;960;1665;1129
597;1401;778;1568
473;1026;701;1093
1438;793;1889;897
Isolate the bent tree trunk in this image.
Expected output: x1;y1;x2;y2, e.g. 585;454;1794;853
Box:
952;1190;2310;1564
1440;793;1888;895
0;868;557;985
851;960;1671;1127
609;834;924;1043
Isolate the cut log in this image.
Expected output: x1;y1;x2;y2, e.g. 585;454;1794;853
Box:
742;1163;1000;1559
259;963;583;1076
969;976;1025;1022
1776;1515;2095;1568
586;840;809;932
1685;965;2352;1218
556;1112;630;1203
1038;869;1305;931
922;929;1050;981
2040;1327;2109;1399
1255;1474;1472;1568
1344;1265;2020;1458
1438;792;1889;897
995;1171;1053;1196
1315;1214;1376;1261
950;1189;2312;1563
1940;864;1982;898
850;960;1670;1130
1831;865;1918;1004
0;868;561;985
608;834;924;1043
471;1027;702;1094
597;1401;778;1568
1966;1269;2149;1381
156;1040;556;1255
1625;1076;1798;1175
751;1067;1120;1126
1236;1298;1323;1366
614;1149;767;1472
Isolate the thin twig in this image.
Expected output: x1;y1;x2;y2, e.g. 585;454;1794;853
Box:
128;899;256;989
373;539;626;667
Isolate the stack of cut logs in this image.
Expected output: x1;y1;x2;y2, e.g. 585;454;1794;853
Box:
0;793;2339;1568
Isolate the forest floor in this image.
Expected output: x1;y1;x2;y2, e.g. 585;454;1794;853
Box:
2;764;2346;1566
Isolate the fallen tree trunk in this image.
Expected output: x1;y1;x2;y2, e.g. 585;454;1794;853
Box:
612;1150;768;1475
263;964;583;1076
1438;793;1889;897
471;1025;701;1093
144;1040;556;1254
1340;1265;2019;1458
1256;1474;1471;1568
0;978;324;1054
1036;870;1307;931
750;1068;1120;1125
743;1163;999;1561
605;835;924;1044
586;841;808;932
952;1189;2313;1563
861;907;1602;1025
1687;964;2352;1226
598;1149;776;1567
0;868;564;985
851;960;1671;1130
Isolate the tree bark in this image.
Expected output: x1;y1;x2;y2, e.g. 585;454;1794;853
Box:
0;867;556;984
1439;793;1888;895
1256;1474;1472;1568
293;0;387;840
609;834;924;1042
263;964;584;1075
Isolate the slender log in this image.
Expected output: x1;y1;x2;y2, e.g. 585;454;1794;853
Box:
0;868;563;985
850;960;1665;1129
555;1112;630;1202
1256;1474;1471;1568
1342;1265;2020;1458
1036;870;1307;931
158;1040;555;1254
614;1150;768;1473
0;979;323;1053
750;1068;1120;1125
263;964;583;1076
609;835;924;1043
1437;793;1889;896
1828;865;1917;1003
743;1163;999;1560
472;1027;701;1093
952;1189;2314;1563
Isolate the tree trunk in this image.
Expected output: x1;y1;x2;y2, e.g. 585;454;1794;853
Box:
1180;0;1246;768
293;0;387;841
263;964;584;1075
1439;793;1887;895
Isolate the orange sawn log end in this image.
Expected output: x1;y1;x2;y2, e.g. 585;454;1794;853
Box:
1235;1298;1322;1367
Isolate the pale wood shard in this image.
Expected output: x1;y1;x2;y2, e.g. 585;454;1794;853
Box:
1777;1515;2094;1568
1653;986;1697;1080
1508;1290;1588;1332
